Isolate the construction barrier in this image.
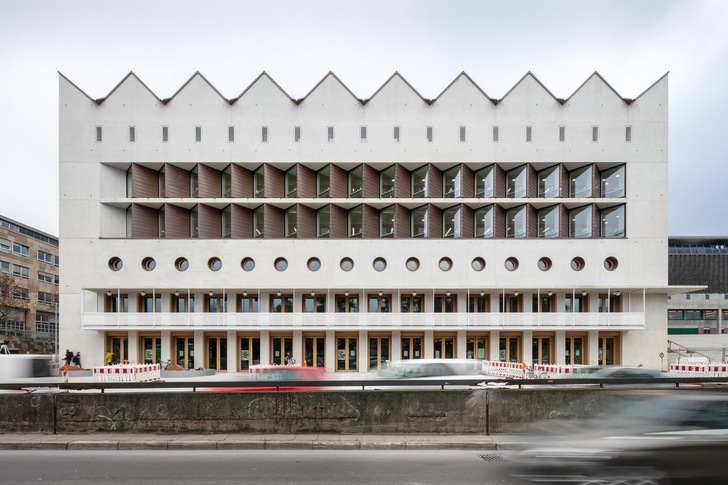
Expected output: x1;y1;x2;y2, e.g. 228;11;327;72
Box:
482;360;527;379
534;364;592;378
93;364;161;382
669;363;728;378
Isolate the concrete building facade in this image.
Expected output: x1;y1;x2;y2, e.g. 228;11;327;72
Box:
0;214;59;351
59;70;675;371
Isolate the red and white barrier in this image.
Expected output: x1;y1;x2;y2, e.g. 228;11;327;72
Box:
535;364;592;378
669;363;728;378
482;360;527;379
93;364;161;382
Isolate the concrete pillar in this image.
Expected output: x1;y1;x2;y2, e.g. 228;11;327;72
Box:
588;330;600;366
555;331;566;365
128;330;139;364
522;330;533;364
260;330;270;366
457;330;467;359
193;330;204;369
489;330;500;361
325;331;335;373
359;330;368;373
391;330;401;364
160;331;171;363
226;330;237;372
293;330;303;366
424;330;434;359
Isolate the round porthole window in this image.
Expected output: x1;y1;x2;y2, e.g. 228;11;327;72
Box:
208;257;222;272
537;257;552;272
142;257;156;271
175;257;189;272
504;257;519;272
406;257;420;272
274;257;288;272
108;257;123;271
471;257;486;272
438;257;453;272
340;258;354;272
307;257;321;272
373;257;387;272
604;257;619;271
571;257;585;271
241;257;255;272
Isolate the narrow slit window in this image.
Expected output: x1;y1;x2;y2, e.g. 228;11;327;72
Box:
95;126;103;142
492;126;499;142
360;126;367;142
294;126;301;142
261;126;268;143
559;126;565;142
459;126;466;142
393;126;400;143
327;126;335;143
592;126;599;142
228;126;235;142
525;126;532;142
162;126;169;142
195;126;202;142
129;126;136;143
625;126;632;142
426;126;433;142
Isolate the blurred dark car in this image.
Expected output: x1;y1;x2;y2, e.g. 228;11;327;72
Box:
589;366;664;379
509;393;728;484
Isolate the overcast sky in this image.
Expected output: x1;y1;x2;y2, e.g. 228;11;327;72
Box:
1;0;726;237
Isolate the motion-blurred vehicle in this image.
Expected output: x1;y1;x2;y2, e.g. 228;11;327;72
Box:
509;393;728;484
0;354;57;381
202;365;325;392
588;365;664;379
378;359;484;378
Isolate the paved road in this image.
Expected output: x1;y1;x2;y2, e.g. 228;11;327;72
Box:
0;449;528;484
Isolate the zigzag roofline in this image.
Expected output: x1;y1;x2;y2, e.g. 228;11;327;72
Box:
59;70;668;107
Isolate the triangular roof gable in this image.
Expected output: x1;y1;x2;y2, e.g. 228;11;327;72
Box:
58;71;97;103
368;72;432;104
566;71;630;105
232;71;295;104
298;71;363;105
91;71;163;105
632;72;669;103
432;71;496;105
162;71;229;105
498;72;564;105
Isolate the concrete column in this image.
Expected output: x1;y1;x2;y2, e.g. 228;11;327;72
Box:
391;330;401;364
588;330;600;366
161;331;171;362
226;330;237;372
523;292;534;313
325;331;335;373
555;330;566;365
293;330;303;366
489;330;500;361
424;330;434;359
260;330;270;366
457;330;467;359
359;330;368;372
128;330;139;364
522;330;533;364
193;331;204;369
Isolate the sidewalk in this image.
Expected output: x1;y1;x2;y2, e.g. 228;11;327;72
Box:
0;432;524;451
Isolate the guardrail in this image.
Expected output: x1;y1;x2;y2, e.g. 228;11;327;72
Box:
1;376;727;392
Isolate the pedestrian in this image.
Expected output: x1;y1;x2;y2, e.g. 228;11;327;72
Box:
65;349;73;365
72;352;81;368
105;350;114;366
284;352;292;365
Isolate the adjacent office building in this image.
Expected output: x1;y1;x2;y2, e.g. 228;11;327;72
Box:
59;70;680;371
0;214;59;348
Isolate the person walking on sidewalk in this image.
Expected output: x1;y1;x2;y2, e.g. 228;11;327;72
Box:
72;352;82;368
105;350;114;365
65;349;73;365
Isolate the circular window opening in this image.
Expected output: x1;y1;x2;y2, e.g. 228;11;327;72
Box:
373;257;387;272
208;257;222;272
537;257;552;272
406;257;420;272
307;257;321;272
604;257;619;271
438;257;453;272
571;257;585;271
340;257;354;272
274;257;288;272
142;257;156;271
241;257;255;272
471;257;486;272
175;257;189;272
504;257;519;272
108;257;123;271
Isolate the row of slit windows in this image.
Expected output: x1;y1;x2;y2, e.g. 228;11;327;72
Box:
137;202;625;240
97;125;633;144
132;162;625;200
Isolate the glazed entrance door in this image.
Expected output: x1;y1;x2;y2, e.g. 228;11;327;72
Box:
304;336;325;368
271;336;293;365
336;336;357;371
368;336;390;371
206;336;227;371
141;336;161;364
175;336;194;369
401;335;423;360
240;336;260;370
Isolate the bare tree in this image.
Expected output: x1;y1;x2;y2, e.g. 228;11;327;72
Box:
0;274;28;328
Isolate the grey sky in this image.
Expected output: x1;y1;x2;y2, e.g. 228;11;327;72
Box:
1;0;726;236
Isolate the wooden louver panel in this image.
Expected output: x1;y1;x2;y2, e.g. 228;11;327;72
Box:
164;164;191;198
164;204;190;239
231;164;253;198
362;164;379;199
297;165;315;199
329;204;347;239
297;204;316;239
494;204;506;238
560;204;569;238
526;165;538;199
264;205;284;238
527;204;538;238
198;204;221;239
461;204;474;239
493;165;506;198
395;164;411;198
395;204;410;239
461;164;474;199
131;204;158;239
428;165;443;198
198;164;222;198
592;164;601;198
329;164;347;198
231;204;251;239
428;204;442;239
131;164;158;198
264;165;285;199
362;204;378;239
